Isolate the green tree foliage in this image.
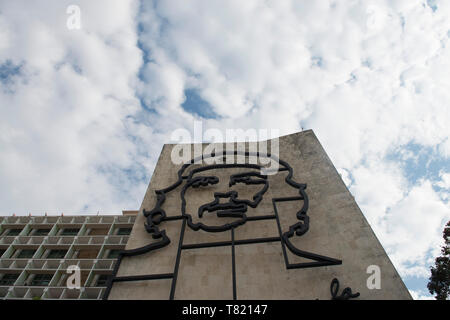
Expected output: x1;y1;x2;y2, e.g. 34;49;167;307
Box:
427;221;450;300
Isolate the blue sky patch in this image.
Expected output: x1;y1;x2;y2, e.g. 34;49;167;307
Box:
181;89;219;119
0;60;23;85
386;142;449;190
311;56;323;68
404;275;430;295
426;0;438;12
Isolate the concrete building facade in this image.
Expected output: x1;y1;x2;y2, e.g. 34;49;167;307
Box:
107;130;412;300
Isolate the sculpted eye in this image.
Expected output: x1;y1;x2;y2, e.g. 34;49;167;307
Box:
190;176;219;188
229;172;267;187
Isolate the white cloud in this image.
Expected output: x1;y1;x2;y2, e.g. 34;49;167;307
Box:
436;171;450;202
378;180;449;277
436;171;450;189
0;0;146;214
438;138;450;158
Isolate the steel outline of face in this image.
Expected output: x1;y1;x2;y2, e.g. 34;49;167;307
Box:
143;151;309;246
181;165;269;232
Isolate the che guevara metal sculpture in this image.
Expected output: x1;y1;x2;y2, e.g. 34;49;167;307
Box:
103;151;346;300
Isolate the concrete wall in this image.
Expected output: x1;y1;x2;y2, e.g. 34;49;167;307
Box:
109;130;412;300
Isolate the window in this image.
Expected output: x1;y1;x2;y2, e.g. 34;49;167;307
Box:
77;249;99;259
30;274;52;286
0;273;19;286
0;249;5;258
88;228;109;236
117;228;132;235
34;229;51;236
96;275;109;286
47;250;67;259
107;250;121;259
7;229;22;236
60;228;79;236
17;249;36;258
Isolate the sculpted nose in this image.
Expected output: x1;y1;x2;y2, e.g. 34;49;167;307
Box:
219;191;237;201
198;191;246;218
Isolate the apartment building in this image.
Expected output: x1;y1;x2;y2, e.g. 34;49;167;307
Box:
0;211;137;300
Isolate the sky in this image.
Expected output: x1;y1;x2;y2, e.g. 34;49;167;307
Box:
0;0;449;299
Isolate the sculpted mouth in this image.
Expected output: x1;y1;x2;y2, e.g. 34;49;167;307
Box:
199;202;247;218
197;191;248;219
